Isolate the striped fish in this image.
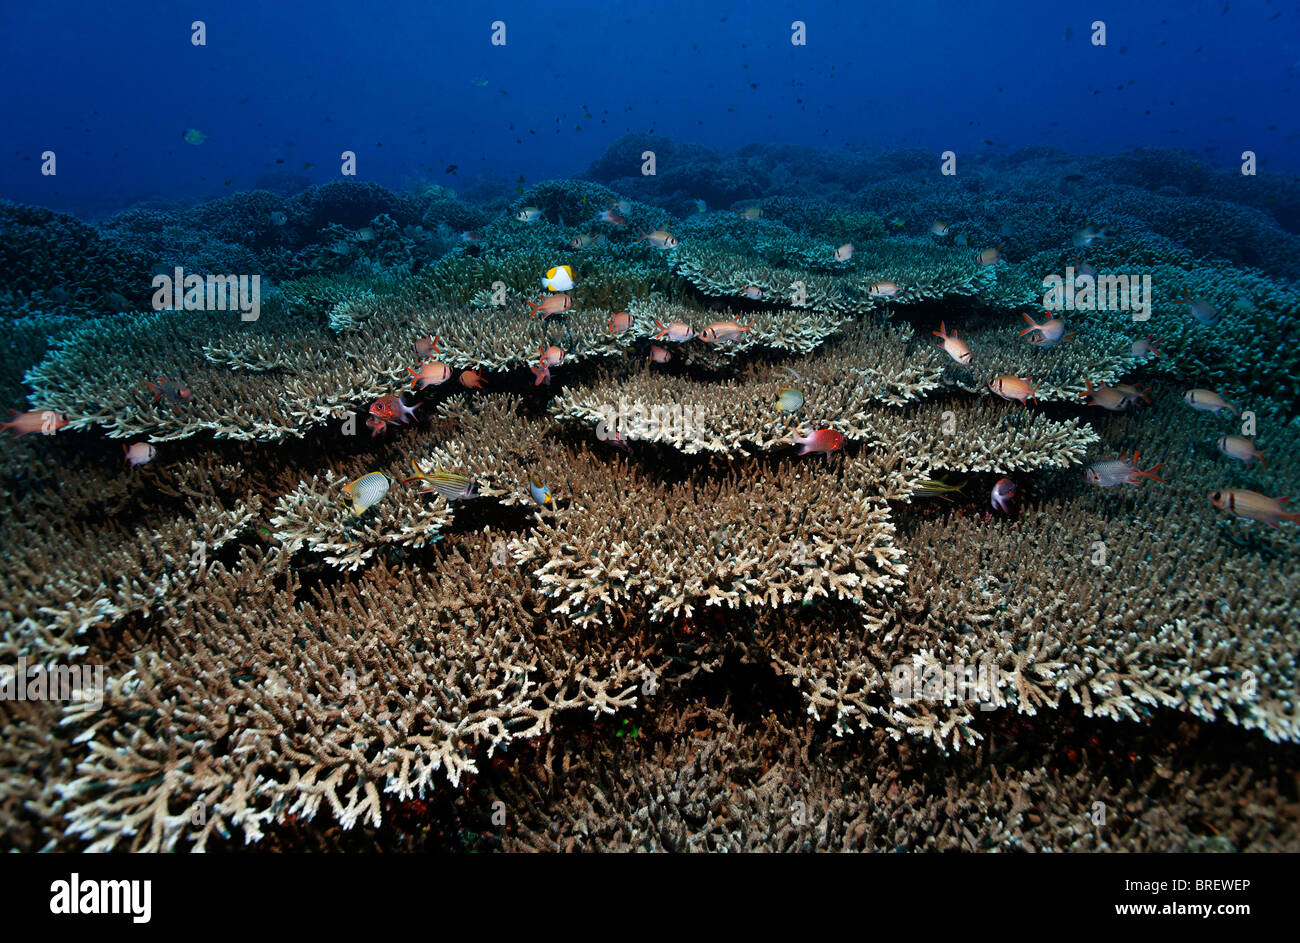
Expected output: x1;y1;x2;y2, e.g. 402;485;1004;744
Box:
403;459;479;501
343;472;390;515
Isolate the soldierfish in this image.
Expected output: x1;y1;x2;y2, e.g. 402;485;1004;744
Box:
608;311;633;334
648;345;672;364
409;361;452;389
990;375;1038;404
868;281;902;298
1184;389;1239;416
637;229;679;249
991;477;1016;512
369;394;419;425
124;442;156;467
459;369;488;389
1217;435;1265;466
932;321;973;366
1083;452;1165;487
1080;379;1131;412
144;378;192;404
1019;312;1072;347
654;320;695;342
414;334;440;360
698;320;753;344
0;409;68;437
1208;489;1298;527
526;294;572;319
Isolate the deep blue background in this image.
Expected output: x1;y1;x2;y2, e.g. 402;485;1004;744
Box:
2;0;1297;217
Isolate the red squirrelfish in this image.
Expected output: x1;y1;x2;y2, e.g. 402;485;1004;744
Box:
409;361;452;389
526;294;572;319
1208;489;1298;527
1080;379;1131;412
1217;435;1265;466
1083;451;1165;487
1019;312;1071;346
144;378;192;404
1;409;69;437
369;394;419;425
990;375;1038;404
932;321;973;366
699;320;753;344
1184;389;1239;416
654;320;695;342
794;428;845;456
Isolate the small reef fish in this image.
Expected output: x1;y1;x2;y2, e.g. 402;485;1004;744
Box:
144;378;192;404
366;417;389;438
991;477;1016;513
529;361;551;386
1184;389;1240;416
1080;379;1131;412
990;375;1038;404
526;294;572;319
1217;435;1265;466
1130;335;1162;359
776;389;804;412
975;246;1002;266
607;311;633;334
1182;292;1220;326
459;369;488;389
648;344;672;364
414;334;440;360
1019;312;1071;346
699;320;752;344
739;286;763;300
1208;489;1298;527
409;361;452;389
914;477;966;501
542;264;574;292
637;229;679;249
693;199;708;213
930;221;950;236
343;472;391;515
932;321;973;366
528;476;555;508
539;344;564;367
832;243;854;262
1072;225;1110;248
570;235;594;249
612;199;632;215
269;211;287;226
794;428;845;456
354;228;375;243
1;410;68;436
404;460;478;501
737;206;762;220
597;208;626;226
182;128;206;145
460;230;482;244
123;442;156;468
1083;451;1164;487
1111;383;1150;407
654;320;696;342
516;207;543;223
370;394;419;425
868;281;903;298
472;77;489;86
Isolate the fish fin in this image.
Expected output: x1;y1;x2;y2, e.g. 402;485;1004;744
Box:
1257;452;1267;468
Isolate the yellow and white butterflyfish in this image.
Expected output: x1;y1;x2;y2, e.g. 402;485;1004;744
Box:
542;264;575;292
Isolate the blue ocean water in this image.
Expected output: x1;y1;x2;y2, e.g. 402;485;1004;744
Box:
3;0;1297;214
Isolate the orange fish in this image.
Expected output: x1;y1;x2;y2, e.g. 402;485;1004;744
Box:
990;375;1038;404
409;361;452;389
529;362;551;386
794;428;845;456
526;294;572;319
144;378;192;404
366;416;389;438
0;409;68;437
1080;379;1130;412
369;394;419;425
1019;312;1071;346
699;320;753;344
932;322;972;366
654;320;695;342
1209;490;1298;526
608;310;633;334
648;344;672;364
636;229;679;249
459;369;488;389
414;334;440;360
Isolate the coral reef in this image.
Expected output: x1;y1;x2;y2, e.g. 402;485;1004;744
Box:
1;143;1298;853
